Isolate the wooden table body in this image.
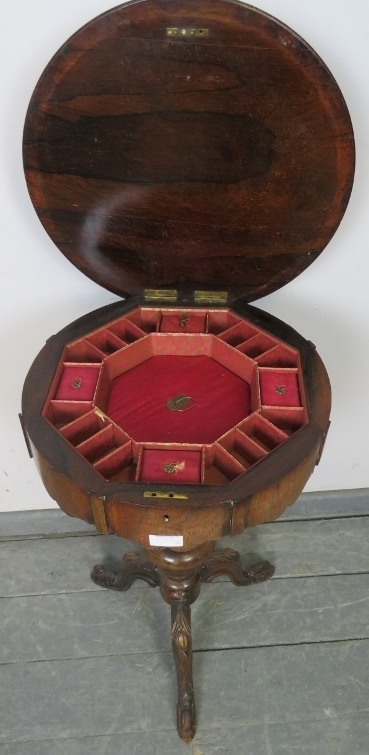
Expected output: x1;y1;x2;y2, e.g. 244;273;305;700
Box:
21;297;330;742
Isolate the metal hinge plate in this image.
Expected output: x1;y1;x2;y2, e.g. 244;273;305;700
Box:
194;291;228;305
144;289;178;302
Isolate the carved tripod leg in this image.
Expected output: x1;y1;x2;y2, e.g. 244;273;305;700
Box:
171;597;196;744
201;547;275;585
91;551;159;591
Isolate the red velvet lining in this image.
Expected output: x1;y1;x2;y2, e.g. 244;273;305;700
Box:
54;365;100;401
259;370;301;407
139;449;202;483
160;313;206;333
106;355;252;444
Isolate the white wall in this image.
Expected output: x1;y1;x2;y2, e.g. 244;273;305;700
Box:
1;0;368;512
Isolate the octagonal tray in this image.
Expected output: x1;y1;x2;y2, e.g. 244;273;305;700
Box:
41;305;308;487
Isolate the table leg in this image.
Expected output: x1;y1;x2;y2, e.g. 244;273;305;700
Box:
91;542;274;743
171;597;196;744
91;551;159;590
200;547;275;585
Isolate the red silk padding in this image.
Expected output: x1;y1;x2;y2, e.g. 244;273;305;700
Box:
160;313;206;333
55;365;100;401
107;355;252;444
139;449;202;483
259;370;301;407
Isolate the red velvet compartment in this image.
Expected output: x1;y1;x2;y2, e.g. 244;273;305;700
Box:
139;449;202;484
44;307;308;486
259;369;301;407
106;355;252;444
54;365;100;401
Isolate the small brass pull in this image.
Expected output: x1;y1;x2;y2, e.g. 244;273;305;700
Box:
275;385;286;395
163;461;185;474
72;377;83;389
179;314;190;328
167;395;196;412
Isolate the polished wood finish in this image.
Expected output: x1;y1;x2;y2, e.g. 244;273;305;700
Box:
23;0;354;302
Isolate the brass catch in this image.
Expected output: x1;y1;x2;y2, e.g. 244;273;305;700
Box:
144;491;189;499
166;28;209;38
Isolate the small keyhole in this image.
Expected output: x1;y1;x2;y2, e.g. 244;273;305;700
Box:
163;514;169;522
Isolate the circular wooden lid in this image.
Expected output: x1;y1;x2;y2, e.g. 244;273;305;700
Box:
23;0;355;301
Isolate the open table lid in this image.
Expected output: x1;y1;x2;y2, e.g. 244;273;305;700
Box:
23;0;355;303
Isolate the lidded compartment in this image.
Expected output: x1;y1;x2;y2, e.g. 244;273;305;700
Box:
22;0;354;491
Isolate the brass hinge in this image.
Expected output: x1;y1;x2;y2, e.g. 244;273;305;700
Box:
194;290;228;305
144;289;178;302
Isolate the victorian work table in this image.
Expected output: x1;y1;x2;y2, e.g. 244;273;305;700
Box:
20;0;354;744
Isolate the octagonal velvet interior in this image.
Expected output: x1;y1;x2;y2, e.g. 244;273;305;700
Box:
43;307;307;485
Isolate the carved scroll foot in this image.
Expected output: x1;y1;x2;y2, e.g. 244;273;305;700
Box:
171;598;196;744
200;547;275;586
91;552;160;591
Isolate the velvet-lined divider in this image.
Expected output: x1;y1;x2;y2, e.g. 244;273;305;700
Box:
94;441;136;482
108;318;146;344
261;407;307;436
65;339;105;363
217;427;267;469
76;424;130;465
237;333;278;359
204;443;245;485
124;308;161;333
206;311;242;335
218;320;259;347
256;343;299;368
60;410;108;446
43;400;93;429
87;329;126;355
238;414;288;452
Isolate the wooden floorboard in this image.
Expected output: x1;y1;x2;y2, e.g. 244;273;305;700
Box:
0;495;368;754
0;717;369;755
1;642;369;745
1;574;369;664
1;517;369;599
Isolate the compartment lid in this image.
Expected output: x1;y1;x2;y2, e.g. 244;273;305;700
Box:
23;0;355;302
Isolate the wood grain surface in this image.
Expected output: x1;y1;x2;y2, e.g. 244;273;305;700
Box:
23;0;354;300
